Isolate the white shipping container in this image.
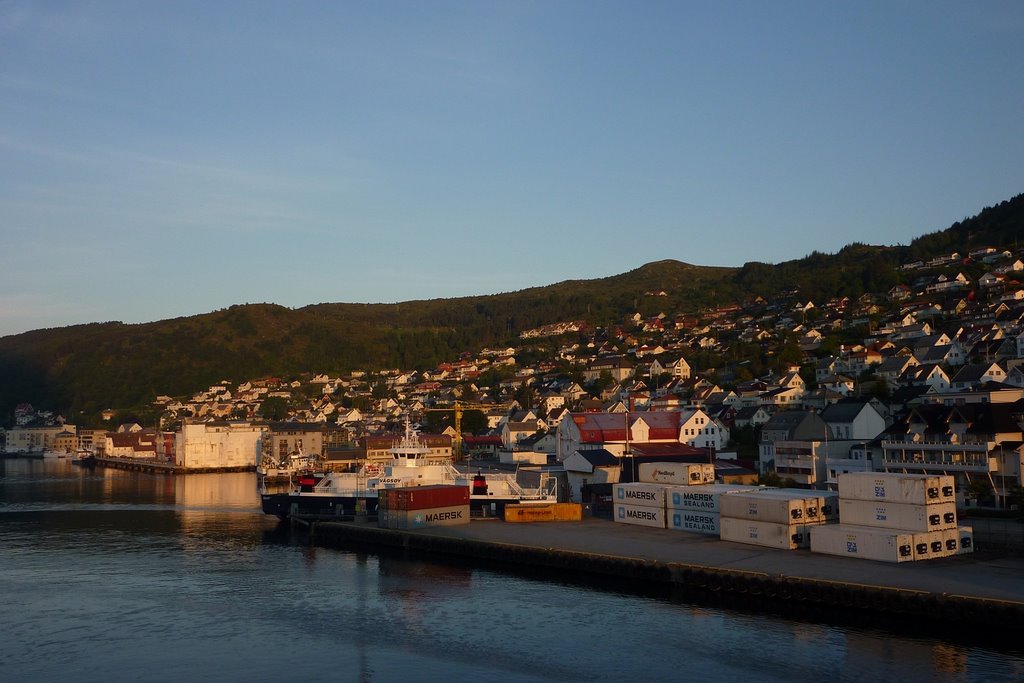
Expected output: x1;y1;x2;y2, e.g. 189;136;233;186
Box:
665;484;758;513
613;482;666;509
668;510;720;535
957;526;975;555
753;488;830;522
614;503;666;529
809;524;916;563
638;461;715;486
912;529;954;560
720;491;807;524
818;491;840;521
837;472;956;506
390;505;470;530
719;517;811;550
839;499;957;531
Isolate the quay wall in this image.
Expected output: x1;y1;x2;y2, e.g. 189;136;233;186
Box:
305;519;1024;627
94;457;253;475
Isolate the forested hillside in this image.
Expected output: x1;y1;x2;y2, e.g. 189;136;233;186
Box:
1;192;1021;422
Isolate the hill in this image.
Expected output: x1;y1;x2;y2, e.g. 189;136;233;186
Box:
1;192;1022;422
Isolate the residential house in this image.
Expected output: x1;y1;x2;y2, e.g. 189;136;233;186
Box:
950;362;1007;391
880;402;1024;508
562;449;621;502
759;411;833;487
583;356;635;384
556;411;685;461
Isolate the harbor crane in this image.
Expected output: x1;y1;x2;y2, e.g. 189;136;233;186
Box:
422;401;501;462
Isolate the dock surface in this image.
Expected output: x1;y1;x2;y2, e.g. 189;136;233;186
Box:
306;516;1024;625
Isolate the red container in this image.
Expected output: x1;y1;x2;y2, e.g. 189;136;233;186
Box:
391;484;470;511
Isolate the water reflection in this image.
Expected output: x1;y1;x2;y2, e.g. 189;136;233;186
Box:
2;458;1024;682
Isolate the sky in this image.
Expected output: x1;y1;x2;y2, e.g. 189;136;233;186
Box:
2;1;1023;337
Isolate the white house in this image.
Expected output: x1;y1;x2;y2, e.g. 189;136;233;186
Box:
562;449;621;502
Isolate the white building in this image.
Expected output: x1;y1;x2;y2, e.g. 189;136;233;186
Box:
176;422;267;469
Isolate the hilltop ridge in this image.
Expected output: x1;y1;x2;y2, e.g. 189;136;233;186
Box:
1;192;1022;421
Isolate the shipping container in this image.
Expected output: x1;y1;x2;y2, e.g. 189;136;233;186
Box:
504;503;583;523
750;488;828;522
668;510;720;535
385;484;470;511
613;503;666;529
666;484;758;513
941;527;961;556
957;526;975;555
837;472;956;506
809;524;916;563
912;529;955;560
613;482;666;509
638;461;715;486
389;504;471;529
839;499;957;531
720;491;807;524
719;517;811;550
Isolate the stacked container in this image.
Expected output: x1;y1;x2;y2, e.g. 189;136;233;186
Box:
719;489;831;550
638;462;715;486
613;482;667;529
377;484;470;530
810;473;972;562
665;484;758;536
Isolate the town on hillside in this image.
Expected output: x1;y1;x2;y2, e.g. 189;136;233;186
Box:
3;246;1024;510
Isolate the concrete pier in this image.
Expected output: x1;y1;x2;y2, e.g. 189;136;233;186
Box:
93;457;254;474
304;516;1024;627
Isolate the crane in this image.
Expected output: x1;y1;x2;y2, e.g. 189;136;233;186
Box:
421;401;501;462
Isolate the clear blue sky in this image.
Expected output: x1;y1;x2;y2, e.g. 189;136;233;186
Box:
2;1;1023;337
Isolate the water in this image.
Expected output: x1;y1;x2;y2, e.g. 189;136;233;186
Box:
2;458;1023;683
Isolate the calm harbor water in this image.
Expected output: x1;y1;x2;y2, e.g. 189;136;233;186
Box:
2;458;1023;683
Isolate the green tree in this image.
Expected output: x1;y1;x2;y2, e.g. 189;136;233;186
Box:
967;478;994;507
258;396;290;421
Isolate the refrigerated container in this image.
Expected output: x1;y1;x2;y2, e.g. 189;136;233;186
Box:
668;510;720;535
957;526;975;555
720;491;807;524
809;524;916;563
719;517;811;550
613;482;666;508
839;499;957;531
837;472;956;505
613;503;667;529
665;484;758;513
638;461;715;486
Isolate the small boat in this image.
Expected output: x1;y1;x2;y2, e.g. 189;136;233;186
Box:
72;450;97;467
261;418;558;519
256;449;322;480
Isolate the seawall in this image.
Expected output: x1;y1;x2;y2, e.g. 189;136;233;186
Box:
302;517;1024;628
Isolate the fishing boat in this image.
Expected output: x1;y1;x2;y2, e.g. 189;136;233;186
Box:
260;418;558;519
72;449;97;467
256;448;321;480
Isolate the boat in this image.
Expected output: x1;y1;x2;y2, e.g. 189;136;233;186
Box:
72;449;97;467
256;449;322;480
260;418;558;519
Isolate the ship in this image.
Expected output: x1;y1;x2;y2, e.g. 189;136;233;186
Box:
260;418;558;519
256;448;321;480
